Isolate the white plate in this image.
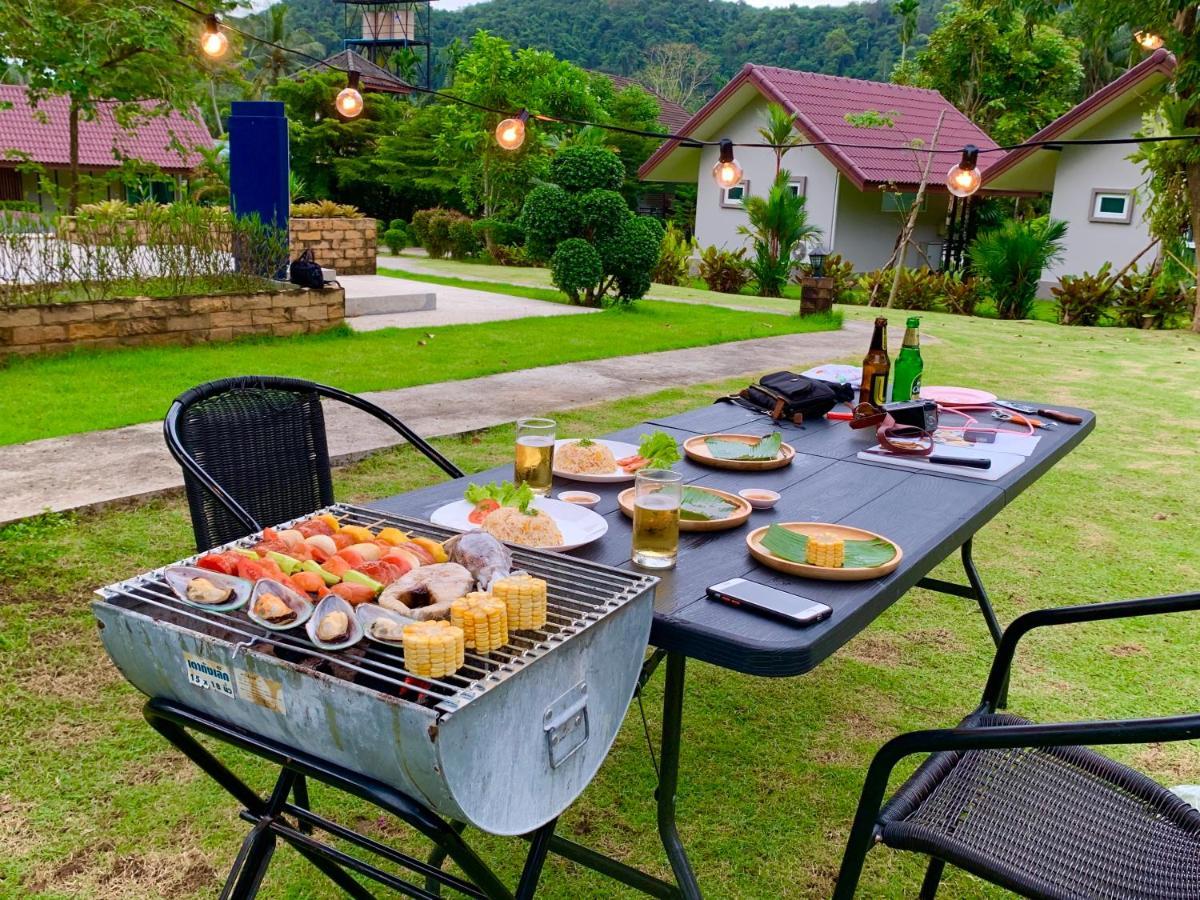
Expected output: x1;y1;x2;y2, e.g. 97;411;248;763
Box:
552;439;640;483
430;497;608;552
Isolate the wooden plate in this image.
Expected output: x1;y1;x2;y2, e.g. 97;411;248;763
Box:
746;522;903;581
683;434;795;471
617;485;752;532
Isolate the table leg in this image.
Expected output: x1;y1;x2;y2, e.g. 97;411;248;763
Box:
917;538;1002;646
657;652;703;900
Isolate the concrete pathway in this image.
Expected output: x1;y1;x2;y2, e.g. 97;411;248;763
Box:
0;322;868;523
344;273;594;330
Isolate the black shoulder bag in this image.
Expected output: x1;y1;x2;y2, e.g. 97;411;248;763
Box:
720;371;855;424
289;249;326;289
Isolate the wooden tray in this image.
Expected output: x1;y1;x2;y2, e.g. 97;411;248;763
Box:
617;485;752;532
683;434;795;471
746;522;903;581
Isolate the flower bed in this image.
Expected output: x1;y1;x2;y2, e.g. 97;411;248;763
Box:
0;284;344;355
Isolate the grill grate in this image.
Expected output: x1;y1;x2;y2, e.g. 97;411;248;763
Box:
96;503;656;715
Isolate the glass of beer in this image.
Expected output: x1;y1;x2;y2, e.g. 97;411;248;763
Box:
632;469;682;569
514;417;556;495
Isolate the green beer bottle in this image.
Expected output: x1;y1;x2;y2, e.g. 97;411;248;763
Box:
891;317;923;402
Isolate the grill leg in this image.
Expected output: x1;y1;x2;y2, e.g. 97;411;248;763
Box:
292;775;313;835
919;858;945;899
657;652;702;899
221;770;294;900
515;818;557;900
423;820;467;896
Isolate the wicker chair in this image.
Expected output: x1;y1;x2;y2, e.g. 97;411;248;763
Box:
164;375;464;551
835;592;1200;900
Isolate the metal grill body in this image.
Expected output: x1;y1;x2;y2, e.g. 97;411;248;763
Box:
94;504;656;836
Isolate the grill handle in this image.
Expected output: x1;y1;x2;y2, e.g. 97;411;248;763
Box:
544;681;590;769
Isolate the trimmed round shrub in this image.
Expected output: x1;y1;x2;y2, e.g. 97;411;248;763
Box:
550;238;604;303
577;189;630;241
518;184;578;261
448;219;482;259
549;147;624;193
598;216;663;286
473;217;524;247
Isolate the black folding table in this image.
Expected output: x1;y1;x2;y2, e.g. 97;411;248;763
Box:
370;400;1095;898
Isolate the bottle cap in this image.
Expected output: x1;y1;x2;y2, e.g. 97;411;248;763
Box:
906;316;920;327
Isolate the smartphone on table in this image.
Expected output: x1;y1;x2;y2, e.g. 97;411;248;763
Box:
707;578;832;626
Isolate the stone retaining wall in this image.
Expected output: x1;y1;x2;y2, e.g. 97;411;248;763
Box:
0;285;345;355
289;217;377;275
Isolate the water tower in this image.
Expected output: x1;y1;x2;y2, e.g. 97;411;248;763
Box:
336;0;433;89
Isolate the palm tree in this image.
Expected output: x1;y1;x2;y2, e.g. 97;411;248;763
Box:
892;0;920;63
247;5;326;96
757;103;805;178
739;170;824;297
969;216;1068;319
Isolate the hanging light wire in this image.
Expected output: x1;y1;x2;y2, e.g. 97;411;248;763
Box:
175;0;1200;164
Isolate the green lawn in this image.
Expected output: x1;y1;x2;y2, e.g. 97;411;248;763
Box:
0;300;838;446
2;310;1198;897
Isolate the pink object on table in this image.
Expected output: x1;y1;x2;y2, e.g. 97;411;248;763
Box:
920;386;998;407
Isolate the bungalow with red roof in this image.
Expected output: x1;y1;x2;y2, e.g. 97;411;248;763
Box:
0;86;214;212
638;64;999;271
983;49;1176;293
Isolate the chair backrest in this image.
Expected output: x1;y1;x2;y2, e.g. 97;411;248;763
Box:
166;376;335;550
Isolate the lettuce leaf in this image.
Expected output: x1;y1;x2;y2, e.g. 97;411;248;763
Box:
638;431;681;469
464;480;535;514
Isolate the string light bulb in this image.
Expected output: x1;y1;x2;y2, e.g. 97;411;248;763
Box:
495;110;529;150
945;144;982;198
335;71;364;119
1134;30;1165;51
711;139;743;189
200;14;228;59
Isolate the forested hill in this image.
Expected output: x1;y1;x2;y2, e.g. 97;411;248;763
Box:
269;0;944;89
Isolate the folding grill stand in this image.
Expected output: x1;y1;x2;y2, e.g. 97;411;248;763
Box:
144;699;559;900
143;543;998;900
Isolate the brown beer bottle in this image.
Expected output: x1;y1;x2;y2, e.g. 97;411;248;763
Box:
859;317;890;407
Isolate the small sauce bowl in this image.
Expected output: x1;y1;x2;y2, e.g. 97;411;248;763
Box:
558;490;601;508
738;488;780;510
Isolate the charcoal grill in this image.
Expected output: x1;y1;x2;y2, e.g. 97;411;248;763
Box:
94;503;656;897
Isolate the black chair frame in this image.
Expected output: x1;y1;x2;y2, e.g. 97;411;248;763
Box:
835;591;1200;900
164;375;464;550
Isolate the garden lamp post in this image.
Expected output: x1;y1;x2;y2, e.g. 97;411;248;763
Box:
808;244;829;277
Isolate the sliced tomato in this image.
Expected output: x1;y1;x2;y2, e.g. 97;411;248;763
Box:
331;581;375;606
467;499;500;525
354;560;407;586
291;570;327;594
380;551;415;578
296;518;334;538
253;538;292;556
331;532;356;550
236;557;280;583
335;548;365;568
307;543;332;564
196;553;239;576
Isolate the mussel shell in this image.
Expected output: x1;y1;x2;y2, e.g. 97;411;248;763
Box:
306;594;363;651
164;565;251;612
356;603;416;646
246;579;313;631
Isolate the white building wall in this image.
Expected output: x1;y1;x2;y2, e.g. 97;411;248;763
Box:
832;177;951;271
693;95;839;255
1045;102;1155;284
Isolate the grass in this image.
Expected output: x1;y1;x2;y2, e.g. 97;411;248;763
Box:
1;308;1198;897
0;299;838;446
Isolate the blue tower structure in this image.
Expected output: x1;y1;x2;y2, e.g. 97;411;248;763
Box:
336;0;434;89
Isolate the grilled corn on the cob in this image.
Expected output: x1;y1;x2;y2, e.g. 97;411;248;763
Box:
450;591;509;652
402;620;465;678
492;574;548;631
806;533;845;568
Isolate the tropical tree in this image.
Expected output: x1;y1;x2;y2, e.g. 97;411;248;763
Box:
757;102;805;178
738;170;823;297
892;0;921;62
5;0;216;210
969;216;1068;319
914;3;1083;145
246;4;326;96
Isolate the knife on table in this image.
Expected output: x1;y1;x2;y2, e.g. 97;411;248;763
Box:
994;400;1083;424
